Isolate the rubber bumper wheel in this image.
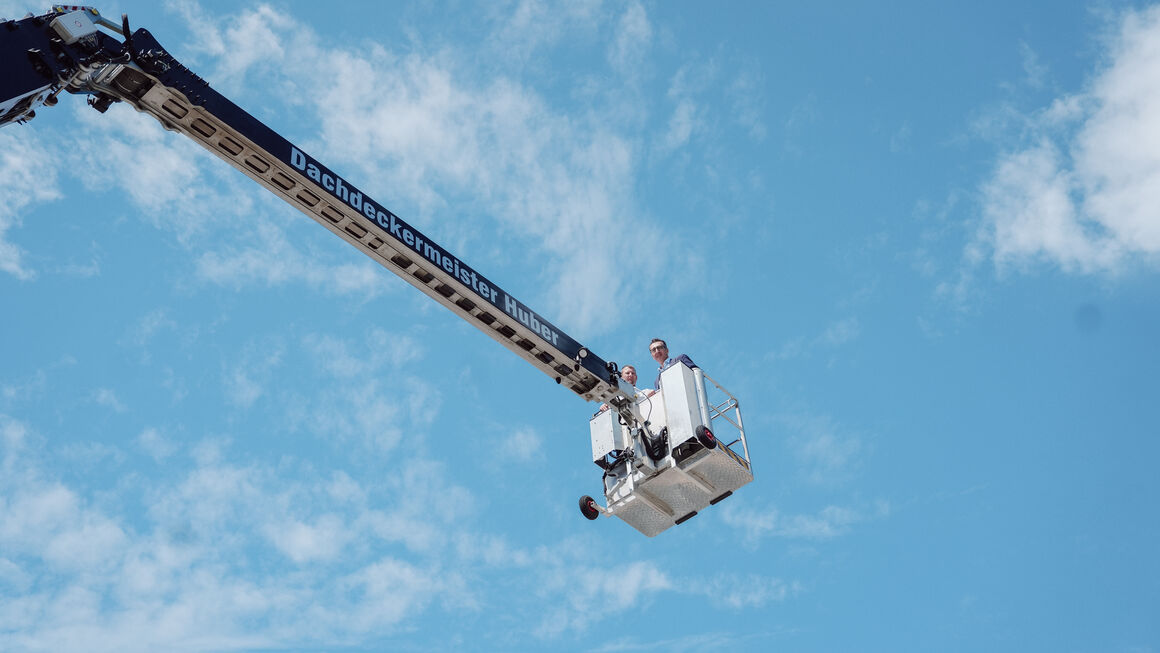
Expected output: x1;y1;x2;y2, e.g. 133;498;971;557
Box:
695;425;717;450
579;495;600;520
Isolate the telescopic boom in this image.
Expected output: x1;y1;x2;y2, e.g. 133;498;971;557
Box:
1;7;629;405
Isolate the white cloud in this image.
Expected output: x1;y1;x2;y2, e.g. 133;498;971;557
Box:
43;96;393;300
303;330;422;379
529;549;792;637
123;309;179;353
487;0;602;68
534;558;673;638
57;441;125;472
66;103;243;243
977;6;1160;274
338;557;447;631
1019;41;1049;90
983;140;1119;271
1;414;30;451
265;514;349;563
1;407;783;649
138;428;178;462
170;326;431;468
769;413;866;487
0;480;128;573
693;573;798;609
0;129;62;279
280;330;435;455
194;220;387;297
28;101;387;300
730;66;768;141
795;430;861;484
223;341;284;409
891;123;912;153
659;61;715;156
657;43;768;159
819;317;860;347
608;1;652;76
721;501;888;548
0;557;31;592
497;426;544;463
206;5;295;96
91;388;127;413
0;422;483;648
770;317;860;361
661;98;698;153
164;3;669;334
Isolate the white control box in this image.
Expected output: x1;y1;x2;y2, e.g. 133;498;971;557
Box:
51;10;98;45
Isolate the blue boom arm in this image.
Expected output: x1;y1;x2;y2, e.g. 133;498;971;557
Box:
1;7;630;404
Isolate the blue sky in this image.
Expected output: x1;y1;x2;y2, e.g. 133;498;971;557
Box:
1;1;1158;651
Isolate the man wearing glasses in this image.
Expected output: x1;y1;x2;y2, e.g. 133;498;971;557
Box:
649;338;698;391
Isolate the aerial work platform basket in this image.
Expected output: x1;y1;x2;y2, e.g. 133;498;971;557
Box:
582;363;752;536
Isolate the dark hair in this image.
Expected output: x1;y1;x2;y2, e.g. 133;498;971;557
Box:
649;338;667;349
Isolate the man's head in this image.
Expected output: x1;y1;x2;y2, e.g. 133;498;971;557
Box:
649;338;668;365
621;365;638;386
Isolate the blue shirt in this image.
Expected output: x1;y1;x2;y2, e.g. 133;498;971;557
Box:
654;354;697;390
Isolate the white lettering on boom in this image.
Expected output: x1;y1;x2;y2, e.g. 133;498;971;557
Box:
288;146;563;349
